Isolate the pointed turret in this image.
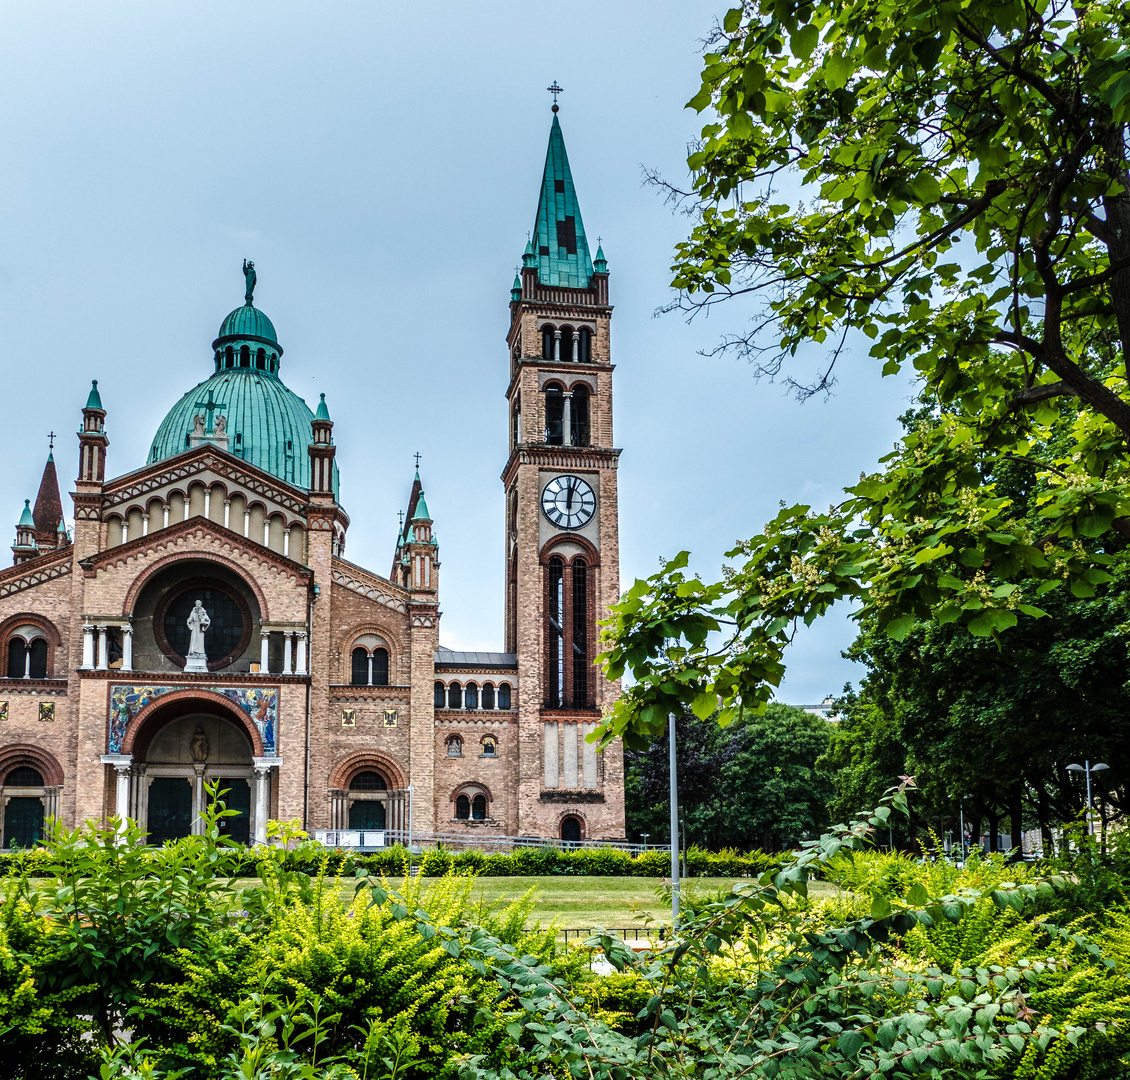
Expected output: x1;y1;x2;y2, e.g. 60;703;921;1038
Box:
78;379;109;484
12;500;37;564
32;448;65;548
531;114;594;288
308;393;336;497
401;467;438;593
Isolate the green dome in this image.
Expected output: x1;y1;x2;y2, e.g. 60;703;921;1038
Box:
148;369;338;496
216;303;278;346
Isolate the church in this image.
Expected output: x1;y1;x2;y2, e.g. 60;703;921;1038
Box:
0;108;626;849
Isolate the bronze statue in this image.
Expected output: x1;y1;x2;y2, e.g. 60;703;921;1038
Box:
191;725;209;763
243;259;256;305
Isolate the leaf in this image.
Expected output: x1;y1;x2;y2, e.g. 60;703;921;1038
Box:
838;1030;866;1057
886;614;916;641
824;53;853;90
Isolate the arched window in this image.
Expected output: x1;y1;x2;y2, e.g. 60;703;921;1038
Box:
560;326;575;362
255;348;266;370
455;794;470;819
239;344;250;367
434;681;446;707
372;648;389;686
578;328;592;363
447;735;463;757
561;816;582;842
5;767;43;786
7;639;27;680
497;683;511;710
481;735;497;757
448;682;462;709
28;638;47;679
349;770;387;791
570;385;590;446
547;555;565;708
573;559;589;708
351;647;369;685
545;387;564;445
225;346;234;368
481;683;495;710
472;794;487;820
542;325;555;359
270;353;277;372
464;682;478;709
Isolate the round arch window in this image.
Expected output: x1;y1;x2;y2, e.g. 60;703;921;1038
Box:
157;582;251;671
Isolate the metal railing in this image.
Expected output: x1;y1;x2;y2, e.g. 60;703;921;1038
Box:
312;827;652;856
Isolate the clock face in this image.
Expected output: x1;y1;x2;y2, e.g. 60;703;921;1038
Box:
541;475;596;530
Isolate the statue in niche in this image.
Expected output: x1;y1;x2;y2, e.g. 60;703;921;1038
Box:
214;414;227;435
185;600;211;672
243;259;256;305
192;414;206;436
191;725;209;763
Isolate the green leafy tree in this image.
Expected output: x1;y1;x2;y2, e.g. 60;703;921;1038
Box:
599;0;1130;746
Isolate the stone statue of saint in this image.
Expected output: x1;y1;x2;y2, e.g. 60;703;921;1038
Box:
192;414;206;436
191;725;209;763
185;600;211;672
214;414;227;435
243;259;256;305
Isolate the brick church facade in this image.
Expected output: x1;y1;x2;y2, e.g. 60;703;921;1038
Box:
0;111;626;848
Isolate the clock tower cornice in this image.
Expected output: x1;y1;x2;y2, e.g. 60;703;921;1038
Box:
504;358;615;400
500;445;620;486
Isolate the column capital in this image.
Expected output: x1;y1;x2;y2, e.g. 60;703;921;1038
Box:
253;756;283;770
100;753;133;774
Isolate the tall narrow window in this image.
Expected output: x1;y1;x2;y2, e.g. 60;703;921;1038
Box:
578;328;592;363
351;648;368;685
465;682;478;709
256;348;266;370
225;346;234;368
560;326;575;362
448;682;462;709
240;344;250;367
547;557;565;708
498;683;511;709
542;326;554;359
6;639;27;679
481;683;495;710
545;387;564;445
572;559;589;708
27;638;47;680
472;794;487;820
372;648;389;686
455;794;470;819
571;385;590;446
434;681;445;707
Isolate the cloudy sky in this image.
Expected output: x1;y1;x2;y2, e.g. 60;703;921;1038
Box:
0;1;913;704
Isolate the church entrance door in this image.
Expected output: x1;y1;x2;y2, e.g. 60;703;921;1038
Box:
348;800;386;830
148;777;193;845
211;778;251;844
4;797;43;849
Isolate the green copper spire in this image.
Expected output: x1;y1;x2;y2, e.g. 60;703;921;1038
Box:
412;489;431;522
531;114;594;287
315;393;331;421
18;500;34;527
86;380;103;410
594;244;607;273
511;274;522;301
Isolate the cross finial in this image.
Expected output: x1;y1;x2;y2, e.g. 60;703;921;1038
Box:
414;451;422;470
398;510;405;528
48;431;55;451
547;80;563;112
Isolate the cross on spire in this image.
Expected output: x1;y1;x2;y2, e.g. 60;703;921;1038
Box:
414;451;422;469
47;431;55;451
194;388;227;434
547;80;563;112
398;510;405;528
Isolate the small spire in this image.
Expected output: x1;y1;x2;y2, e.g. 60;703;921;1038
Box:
522;240;537;269
412;489;431;522
511;273;523;301
18;499;34;528
85;379;103;411
315;393;331;421
594;244;607;273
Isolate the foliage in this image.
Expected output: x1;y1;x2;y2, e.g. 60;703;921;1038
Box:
596;0;1130;747
626;704;833;851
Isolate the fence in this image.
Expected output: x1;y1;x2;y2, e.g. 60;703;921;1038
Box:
312;827;650;856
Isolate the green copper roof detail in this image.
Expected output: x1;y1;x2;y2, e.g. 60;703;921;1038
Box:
148;368;338;496
216;303;279;347
531;115;594;287
511;274;522;301
412;490;431;521
522;240;537;269
86;380;103;410
594;245;607;272
56;518;66;534
315;393;331;421
18;500;34;527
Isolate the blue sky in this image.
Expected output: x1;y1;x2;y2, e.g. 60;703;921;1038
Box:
0;1;914;703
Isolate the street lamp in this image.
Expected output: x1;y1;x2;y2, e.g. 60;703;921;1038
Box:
641;833;649;852
1066;761;1110;836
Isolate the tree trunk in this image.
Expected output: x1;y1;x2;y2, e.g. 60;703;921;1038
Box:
1038;784;1054;856
1008;784;1024;862
986;807;999;854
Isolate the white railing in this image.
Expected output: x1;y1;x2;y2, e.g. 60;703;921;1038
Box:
312;828;650;856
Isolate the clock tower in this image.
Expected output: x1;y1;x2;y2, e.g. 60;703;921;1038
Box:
503;106;625;840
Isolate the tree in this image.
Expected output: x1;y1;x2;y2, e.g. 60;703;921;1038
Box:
625;704;832;850
598;0;1130;747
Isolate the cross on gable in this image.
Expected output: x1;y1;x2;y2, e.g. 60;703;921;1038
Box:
194;388;227;434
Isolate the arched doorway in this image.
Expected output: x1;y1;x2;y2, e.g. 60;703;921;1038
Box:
3;766;45;848
347;770;388;830
561;815;582;843
134;708;255;845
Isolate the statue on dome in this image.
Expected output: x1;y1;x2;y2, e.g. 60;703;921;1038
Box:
243;259;256;305
185;600;211;672
192;414;206;436
214;414;227;435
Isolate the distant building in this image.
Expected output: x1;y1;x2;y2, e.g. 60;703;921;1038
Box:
794;696;840;721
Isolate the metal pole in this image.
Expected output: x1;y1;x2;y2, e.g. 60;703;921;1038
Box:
1085;761;1093;837
959;801;965;861
669;713;680;930
407;783;414;852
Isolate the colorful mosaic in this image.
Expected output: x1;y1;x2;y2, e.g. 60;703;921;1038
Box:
38;702;54;722
109;684;278;754
0;701;8;721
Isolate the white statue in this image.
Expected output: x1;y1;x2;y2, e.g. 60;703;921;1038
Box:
214;414;227;435
185;600;211;672
192;414;206;436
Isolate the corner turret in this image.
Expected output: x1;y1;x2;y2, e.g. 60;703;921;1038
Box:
78;379;108;484
12;500;36;564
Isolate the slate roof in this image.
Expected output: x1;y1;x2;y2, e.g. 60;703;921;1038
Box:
532;115;594;288
435;646;518;670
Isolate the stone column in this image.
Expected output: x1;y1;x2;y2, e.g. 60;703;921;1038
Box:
283;633;293;676
100;754;133;837
23;649;30;679
562;392;573;446
243;509;251;537
81;624;95;669
252;763;271;844
141;512;149;536
121;622;133;672
295;632;308;677
283;527;291;558
96;626;109;671
259;630;270;673
163;504;170;529
367;653;373;686
572;333;580;361
224;499;231;529
119;519;128;545
263;520;271;547
553;329;562;361
192;764;206;836
203;490;211;519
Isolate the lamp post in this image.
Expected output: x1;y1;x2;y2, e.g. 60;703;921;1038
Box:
958;794;971;861
1066;761;1110;836
669;713;680;930
641;833;649;853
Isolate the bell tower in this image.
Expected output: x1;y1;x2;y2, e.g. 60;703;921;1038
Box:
503;99;624;840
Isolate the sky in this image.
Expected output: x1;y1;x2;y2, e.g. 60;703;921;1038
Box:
0;1;915;704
